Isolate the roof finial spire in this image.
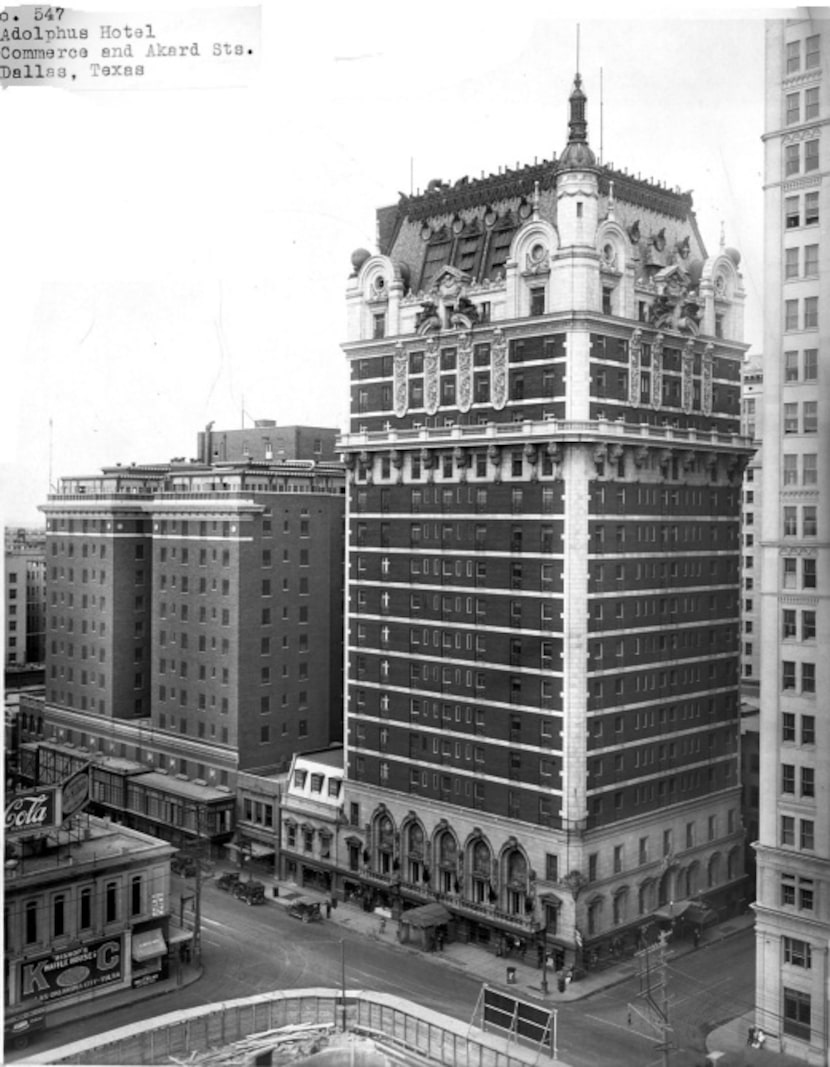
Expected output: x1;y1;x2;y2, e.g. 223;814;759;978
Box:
576;22;580;73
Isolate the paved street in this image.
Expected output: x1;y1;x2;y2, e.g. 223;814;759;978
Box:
16;877;759;1067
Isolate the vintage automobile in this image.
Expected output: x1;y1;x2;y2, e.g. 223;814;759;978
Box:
234;879;266;905
216;871;241;892
287;898;323;923
170;853;198;878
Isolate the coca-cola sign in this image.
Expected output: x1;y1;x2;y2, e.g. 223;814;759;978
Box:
5;789;57;836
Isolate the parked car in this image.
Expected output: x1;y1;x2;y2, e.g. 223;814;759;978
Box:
234;879;266;905
216;871;241;892
171;854;198;878
288;899;323;923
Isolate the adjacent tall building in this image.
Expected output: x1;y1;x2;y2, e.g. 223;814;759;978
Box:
30;423;345;816
755;16;829;1064
339;74;753;964
4;528;46;668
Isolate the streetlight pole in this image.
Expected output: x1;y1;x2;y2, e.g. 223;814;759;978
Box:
340;939;347;1032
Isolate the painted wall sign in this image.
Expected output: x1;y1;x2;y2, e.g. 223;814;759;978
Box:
19;937;123;1002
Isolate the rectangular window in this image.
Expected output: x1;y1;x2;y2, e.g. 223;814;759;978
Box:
803;401;818;433
785;196;800;228
80;887;92;929
805;86;819;120
781;763;795;794
529;286;545;316
805;191;819;225
786;39;800;74
804;296;818;329
782;661;796;690
105;880;118;923
805;33;820;68
803;506;817;537
784;986;813;1037
784;247;799;279
784;507;797;536
802;610;816;640
781;814;795;846
801;662;815;693
783;609;797;638
804;139;819;172
785;143;800;177
803;558;816;589
784;299;799;330
804;244;819;276
783;454;798;484
783;937;812;968
803;349;817;380
783;403;799;433
785;92;800;124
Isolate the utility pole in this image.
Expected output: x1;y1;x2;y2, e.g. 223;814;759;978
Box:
629;932;673;1066
192;802;203;965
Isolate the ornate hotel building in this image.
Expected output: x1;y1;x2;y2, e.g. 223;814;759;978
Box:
338;74;753;965
754;16;829;1064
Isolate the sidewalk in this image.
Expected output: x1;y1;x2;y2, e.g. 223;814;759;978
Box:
268;876;804;1066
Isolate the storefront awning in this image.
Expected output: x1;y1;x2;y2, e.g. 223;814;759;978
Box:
400;902;451;929
226;841;275;858
132;929;168;962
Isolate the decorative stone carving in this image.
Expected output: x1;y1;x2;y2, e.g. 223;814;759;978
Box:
627;220;641;245
681;451;696;471
633;446;649;468
681;342;695;415
491;329;508;411
649;264;701;336
457;332;473;414
609;444;623;471
416;300;442;335
393;344;408;419
546;443;563;466
593;444;608;474
701;343;714;416
628;329;642;407
524;243;551;274
424;337;440;416
658;449;672;476
651;333;664;411
450;295;480;329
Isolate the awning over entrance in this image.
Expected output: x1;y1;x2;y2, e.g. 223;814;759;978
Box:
226;840;275;859
400;902;451;929
132;929;168;962
653;900;718;927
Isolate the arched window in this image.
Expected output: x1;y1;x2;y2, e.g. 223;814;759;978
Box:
504;848;528;916
436;830;458;893
376;814;394;875
587;896;604;937
638;880;654;916
613;888;628;927
470;839;492;903
685;861;700;898
406;823;425;885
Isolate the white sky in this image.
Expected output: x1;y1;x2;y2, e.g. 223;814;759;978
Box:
2;3;778;525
